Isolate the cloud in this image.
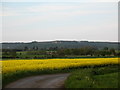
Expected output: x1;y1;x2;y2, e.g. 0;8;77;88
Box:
2;0;119;2
3;18;117;42
2;1;118;42
0;12;20;16
2;2;117;17
3;8;116;28
27;5;82;12
0;7;22;16
2;3;116;28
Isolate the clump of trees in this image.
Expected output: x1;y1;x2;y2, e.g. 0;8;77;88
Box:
2;46;120;59
2;49;17;58
57;46;118;57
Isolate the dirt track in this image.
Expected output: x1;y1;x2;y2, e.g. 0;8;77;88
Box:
5;73;70;88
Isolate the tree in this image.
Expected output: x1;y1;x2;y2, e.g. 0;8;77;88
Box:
57;49;65;56
103;47;109;51
109;48;115;55
71;49;80;55
64;49;72;55
79;46;97;56
24;46;28;51
10;50;17;58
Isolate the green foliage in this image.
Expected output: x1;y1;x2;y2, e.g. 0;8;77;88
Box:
65;65;119;88
2;49;17;58
2;46;119;59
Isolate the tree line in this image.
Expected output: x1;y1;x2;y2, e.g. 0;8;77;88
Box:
2;46;120;59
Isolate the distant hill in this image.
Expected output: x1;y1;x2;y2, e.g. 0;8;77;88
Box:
1;41;119;50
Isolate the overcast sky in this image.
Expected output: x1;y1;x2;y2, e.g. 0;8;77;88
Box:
1;0;118;42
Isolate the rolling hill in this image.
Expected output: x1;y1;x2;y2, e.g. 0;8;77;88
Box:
1;41;119;50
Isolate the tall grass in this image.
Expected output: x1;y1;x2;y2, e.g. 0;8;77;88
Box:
65;65;119;88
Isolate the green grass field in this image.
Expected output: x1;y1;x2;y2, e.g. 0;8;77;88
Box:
65;65;119;88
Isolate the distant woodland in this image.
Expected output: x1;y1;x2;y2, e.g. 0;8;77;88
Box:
1;41;120;59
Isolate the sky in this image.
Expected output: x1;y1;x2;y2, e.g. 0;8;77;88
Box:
0;0;119;42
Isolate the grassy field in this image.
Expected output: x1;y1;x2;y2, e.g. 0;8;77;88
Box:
1;58;119;88
65;65;119;88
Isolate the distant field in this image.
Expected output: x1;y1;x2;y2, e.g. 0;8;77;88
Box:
2;58;119;87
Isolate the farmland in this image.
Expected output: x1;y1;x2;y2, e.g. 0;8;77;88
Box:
2;58;119;87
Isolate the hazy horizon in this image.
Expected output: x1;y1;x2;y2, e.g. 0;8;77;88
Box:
1;39;119;43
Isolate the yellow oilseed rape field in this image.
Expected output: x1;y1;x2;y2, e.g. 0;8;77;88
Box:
2;58;119;74
1;58;119;87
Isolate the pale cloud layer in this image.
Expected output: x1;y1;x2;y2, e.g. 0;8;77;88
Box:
1;2;118;42
1;0;119;2
0;3;2;42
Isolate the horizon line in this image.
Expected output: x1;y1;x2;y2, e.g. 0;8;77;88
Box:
1;40;119;43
